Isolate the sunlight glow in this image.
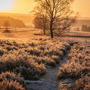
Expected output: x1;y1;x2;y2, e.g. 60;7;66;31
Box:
0;0;13;11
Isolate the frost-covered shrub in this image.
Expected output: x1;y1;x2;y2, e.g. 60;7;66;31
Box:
62;42;71;50
12;41;20;47
51;55;60;64
57;61;84;79
0;71;25;87
0;52;46;80
0;49;4;56
58;80;73;90
73;73;90;90
57;44;90;80
0;62;7;73
5;45;14;51
0;79;25;90
13;65;46;80
37;45;46;51
36;40;68;58
59;46;67;55
28;42;37;47
44;49;63;58
25;47;42;56
0;39;70;81
31;55;56;67
58;43;90;90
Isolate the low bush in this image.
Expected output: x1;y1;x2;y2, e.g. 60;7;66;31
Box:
30;55;56;67
0;71;26;90
0;79;25;90
0;71;25;86
0;52;46;79
57;43;90;90
57;61;84;79
73;73;90;90
13;65;46;80
0;39;70;82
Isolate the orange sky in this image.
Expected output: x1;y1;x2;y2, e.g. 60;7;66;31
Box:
0;0;90;17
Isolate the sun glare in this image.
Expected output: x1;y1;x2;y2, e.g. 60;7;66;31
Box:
0;0;13;11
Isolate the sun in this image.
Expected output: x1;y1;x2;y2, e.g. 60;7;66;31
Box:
0;0;13;11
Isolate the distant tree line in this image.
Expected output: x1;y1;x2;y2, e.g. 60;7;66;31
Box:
81;25;90;32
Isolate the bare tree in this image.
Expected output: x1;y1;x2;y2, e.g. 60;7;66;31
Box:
33;15;47;34
3;20;10;32
34;0;78;38
32;2;47;35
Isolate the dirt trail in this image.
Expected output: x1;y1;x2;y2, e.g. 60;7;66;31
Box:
26;50;70;90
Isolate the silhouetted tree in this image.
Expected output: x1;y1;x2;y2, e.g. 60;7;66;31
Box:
81;25;87;31
87;26;90;31
76;27;80;31
81;25;90;32
33;16;47;34
32;3;48;35
33;16;42;29
3;20;10;32
34;0;78;38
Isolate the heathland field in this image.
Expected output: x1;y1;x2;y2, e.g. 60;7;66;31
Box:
0;28;90;90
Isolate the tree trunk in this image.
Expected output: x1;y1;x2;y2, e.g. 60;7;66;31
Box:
50;20;53;38
43;27;45;35
6;27;8;31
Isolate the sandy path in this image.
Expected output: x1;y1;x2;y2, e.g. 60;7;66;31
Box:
26;50;70;90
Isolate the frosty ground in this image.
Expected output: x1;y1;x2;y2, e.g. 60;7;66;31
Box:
0;28;90;90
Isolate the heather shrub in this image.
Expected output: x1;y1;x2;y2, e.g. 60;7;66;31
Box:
13;65;46;80
58;80;73;90
58;43;90;90
0;39;71;81
63;42;71;50
25;47;42;56
5;45;14;51
37;45;46;51
25;40;68;65
57;61;84;79
31;55;56;67
0;49;4;56
0;71;25;86
59;46;67;55
28;42;37;47
36;40;68;58
0;79;25;90
5;41;13;46
51;55;60;64
43;49;63;59
12;41;20;47
0;51;46;80
73;73;90;90
57;43;90;79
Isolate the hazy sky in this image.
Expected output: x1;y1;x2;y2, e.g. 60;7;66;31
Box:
0;0;90;17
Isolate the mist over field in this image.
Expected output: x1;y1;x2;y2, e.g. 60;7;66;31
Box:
0;12;33;24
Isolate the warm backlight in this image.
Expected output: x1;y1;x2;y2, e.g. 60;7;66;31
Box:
0;0;13;11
